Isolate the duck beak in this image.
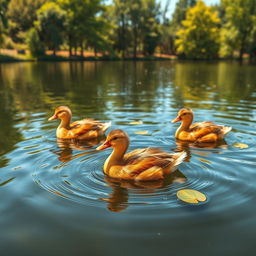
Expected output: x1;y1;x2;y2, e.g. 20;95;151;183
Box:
96;140;111;150
48;114;57;121
171;116;181;123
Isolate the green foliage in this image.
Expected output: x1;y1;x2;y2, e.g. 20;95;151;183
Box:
0;20;4;46
0;0;10;47
36;2;66;54
171;0;196;30
220;0;256;59
57;0;105;56
175;0;220;59
26;28;45;57
0;0;10;27
111;0;161;57
2;0;256;60
7;0;46;42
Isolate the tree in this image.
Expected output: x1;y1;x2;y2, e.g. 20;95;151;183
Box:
0;0;10;47
0;20;4;47
0;0;10;27
57;0;105;57
36;2;66;55
125;0;161;58
175;0;220;59
171;0;196;30
141;0;161;56
110;0;130;57
220;0;256;60
7;0;46;42
26;27;45;57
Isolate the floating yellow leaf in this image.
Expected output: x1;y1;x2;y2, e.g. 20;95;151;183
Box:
129;120;143;125
134;130;148;135
198;158;211;164
176;189;207;204
233;143;249;149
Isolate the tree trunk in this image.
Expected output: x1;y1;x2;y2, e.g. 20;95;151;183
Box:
80;42;84;57
238;47;244;61
68;35;73;56
121;13;126;58
239;35;247;61
133;27;137;59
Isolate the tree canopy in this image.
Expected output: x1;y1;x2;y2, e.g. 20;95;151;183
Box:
0;0;255;60
175;0;220;59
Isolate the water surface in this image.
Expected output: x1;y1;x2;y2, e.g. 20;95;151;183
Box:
0;61;256;256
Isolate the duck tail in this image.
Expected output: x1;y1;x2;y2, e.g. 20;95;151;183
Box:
172;151;187;167
102;121;112;132
223;126;232;135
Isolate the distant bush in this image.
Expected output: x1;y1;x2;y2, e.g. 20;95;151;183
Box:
26;28;45;57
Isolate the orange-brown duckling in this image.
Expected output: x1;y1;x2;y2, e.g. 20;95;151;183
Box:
172;108;232;143
96;129;186;181
48;106;111;140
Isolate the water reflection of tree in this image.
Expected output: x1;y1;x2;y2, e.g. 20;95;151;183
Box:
172;62;256;117
1;61;256;132
0;65;23;167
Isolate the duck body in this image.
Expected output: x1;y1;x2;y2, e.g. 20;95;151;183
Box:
172;108;232;143
49;106;111;140
96;129;186;181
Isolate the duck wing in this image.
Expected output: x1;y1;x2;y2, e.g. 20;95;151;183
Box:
123;148;186;178
189;122;226;139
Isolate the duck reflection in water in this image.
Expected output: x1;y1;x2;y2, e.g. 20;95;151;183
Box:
100;171;187;212
173;139;228;162
52;137;103;162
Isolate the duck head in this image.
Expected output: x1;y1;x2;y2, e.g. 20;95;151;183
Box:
172;108;193;124
96;129;129;151
48;106;72;121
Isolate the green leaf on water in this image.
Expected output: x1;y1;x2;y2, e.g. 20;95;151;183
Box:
176;189;207;204
134;130;148;135
233;143;249;149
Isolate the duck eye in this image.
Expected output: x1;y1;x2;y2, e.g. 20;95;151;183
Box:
112;137;118;141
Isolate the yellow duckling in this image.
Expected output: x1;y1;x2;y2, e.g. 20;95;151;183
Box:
172;108;232;142
96;129;186;181
48;106;111;140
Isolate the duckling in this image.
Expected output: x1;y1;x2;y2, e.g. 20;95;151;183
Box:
96;129;186;181
48;106;111;140
172;108;232;142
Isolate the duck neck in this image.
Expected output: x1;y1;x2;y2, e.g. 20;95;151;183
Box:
104;141;129;173
58;116;71;130
175;117;193;137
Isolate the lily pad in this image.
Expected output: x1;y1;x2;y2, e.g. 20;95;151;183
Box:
176;189;207;204
233;142;249;149
129;120;143;125
134;130;148;135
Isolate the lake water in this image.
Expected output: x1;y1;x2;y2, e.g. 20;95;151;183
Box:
0;61;255;256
